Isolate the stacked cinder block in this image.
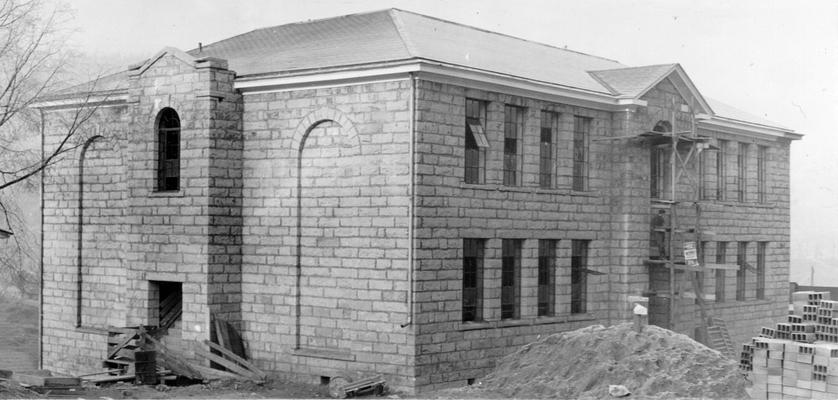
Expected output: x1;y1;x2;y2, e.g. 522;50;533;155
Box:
745;291;838;399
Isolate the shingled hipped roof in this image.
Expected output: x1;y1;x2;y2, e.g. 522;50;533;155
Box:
189;9;626;94
44;9;795;136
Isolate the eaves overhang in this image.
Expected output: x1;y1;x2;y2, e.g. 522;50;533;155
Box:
697;114;802;141
29;89;129;110
234;59;648;111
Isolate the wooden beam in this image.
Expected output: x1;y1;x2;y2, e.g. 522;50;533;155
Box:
107;331;138;360
84;374;136;384
203;340;267;379
190;364;243;381
139;332;202;380
191;344;263;381
703;263;741;270
13;374;80;387
213;316;228;351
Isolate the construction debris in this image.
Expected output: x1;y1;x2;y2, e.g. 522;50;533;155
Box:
8;370;84;397
444;323;747;399
742;291;838;399
79;315;264;389
328;374;386;398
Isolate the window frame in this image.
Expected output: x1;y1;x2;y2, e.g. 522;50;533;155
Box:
716;139;727;201
570;239;589;314
756;242;767;299
464;99;488;184
572;116;591;191
462;238;485;322
715;242;727;303
757;145;768;203
537;239;557;317
736;241;748;301
500;239;522;320
699;149;710;200
156;108;181;192
737;142;748;202
503;105;524;186
539;111;558;188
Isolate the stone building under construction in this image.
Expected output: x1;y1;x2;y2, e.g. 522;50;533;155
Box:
36;9;801;392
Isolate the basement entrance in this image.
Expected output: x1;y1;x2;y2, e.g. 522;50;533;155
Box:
149;281;182;336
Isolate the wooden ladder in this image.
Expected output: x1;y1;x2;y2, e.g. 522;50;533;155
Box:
707;317;734;358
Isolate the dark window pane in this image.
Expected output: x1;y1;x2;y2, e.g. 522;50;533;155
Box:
157;108;180;191
738;242;749;298
501;239;521;320
573;117;590;191
571;240;588;314
716;140;727;201
464;100;484;184
538;240;556;317
462;239;483;322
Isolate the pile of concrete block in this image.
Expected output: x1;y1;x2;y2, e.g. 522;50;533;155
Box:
742;291;838;399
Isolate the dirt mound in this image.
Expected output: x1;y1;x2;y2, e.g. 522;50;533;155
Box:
449;323;747;399
0;380;37;399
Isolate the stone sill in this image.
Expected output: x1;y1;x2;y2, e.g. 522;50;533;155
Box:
293;347;355;361
711;201;776;209
459;314;596;331
710;299;776;308
652;199;776;209
149;190;185;198
459;183;600;198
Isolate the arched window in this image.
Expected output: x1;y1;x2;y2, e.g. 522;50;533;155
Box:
156;108;180;191
652;120;672;133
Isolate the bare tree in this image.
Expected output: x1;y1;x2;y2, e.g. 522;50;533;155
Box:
0;0;106;192
0;0;106;297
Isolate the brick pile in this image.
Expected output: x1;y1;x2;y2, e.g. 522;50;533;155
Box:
742;291;838;399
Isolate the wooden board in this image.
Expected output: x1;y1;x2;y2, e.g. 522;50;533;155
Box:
702;263;741;270
85;374;136;384
191;344;263;381
190;364;243;381
13;373;80;387
204;340;267;379
140;332;202;380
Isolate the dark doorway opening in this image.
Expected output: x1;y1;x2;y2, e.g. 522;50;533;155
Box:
149;281;182;334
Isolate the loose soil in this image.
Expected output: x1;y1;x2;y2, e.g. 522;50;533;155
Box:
440;323;748;399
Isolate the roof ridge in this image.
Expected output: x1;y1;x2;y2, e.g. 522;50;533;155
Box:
589;63;677;73
388;8;622;64
388;9;419;57
188;9;399;55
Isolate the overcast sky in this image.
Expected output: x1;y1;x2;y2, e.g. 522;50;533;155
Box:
63;0;838;283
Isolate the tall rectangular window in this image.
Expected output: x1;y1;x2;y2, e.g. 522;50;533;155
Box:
539;111;558;188
571;240;589;314
697;241;708;299
737;142;748;202
501;239;522;319
465;99;488;184
757;145;768;203
462;239;484;322
757;242;767;299
572;116;591;191
736;241;748;300
537;240;557;317
699;150;709;200
650;147;665;199
503;105;524;186
715;242;727;303
716;139;727;201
